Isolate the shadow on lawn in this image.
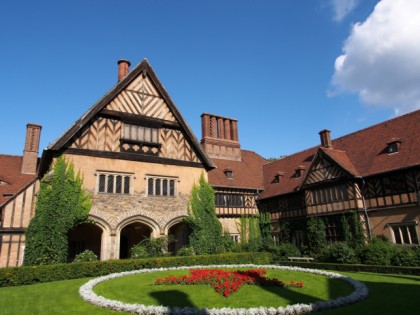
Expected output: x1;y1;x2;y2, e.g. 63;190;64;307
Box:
150;290;197;311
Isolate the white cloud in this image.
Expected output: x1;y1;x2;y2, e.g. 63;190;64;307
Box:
330;0;359;21
331;0;420;114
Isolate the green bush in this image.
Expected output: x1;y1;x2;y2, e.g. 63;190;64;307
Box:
391;246;419;267
319;242;359;264
130;244;149;258
271;243;301;262
358;237;395;265
0;252;272;287
176;246;195;256
73;250;98;263
306;217;327;255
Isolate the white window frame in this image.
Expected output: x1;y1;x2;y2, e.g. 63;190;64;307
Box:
388;221;419;245
146;175;178;197
97;171;133;195
231;234;240;243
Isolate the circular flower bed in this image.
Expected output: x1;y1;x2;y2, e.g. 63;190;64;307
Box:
79;264;368;315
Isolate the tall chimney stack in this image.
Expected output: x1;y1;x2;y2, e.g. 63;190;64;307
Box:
21;123;42;174
201;113;241;161
319;129;332;148
117;59;131;81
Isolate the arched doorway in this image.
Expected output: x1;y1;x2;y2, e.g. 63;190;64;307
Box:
168;221;191;254
68;223;102;262
119;222;152;259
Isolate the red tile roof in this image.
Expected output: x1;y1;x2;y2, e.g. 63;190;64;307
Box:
208;150;267;190
0;155;37;206
260;109;420;200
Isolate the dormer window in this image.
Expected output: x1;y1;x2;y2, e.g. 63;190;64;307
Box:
274;171;284;184
224;168;233;179
387;138;402;154
295;166;305;178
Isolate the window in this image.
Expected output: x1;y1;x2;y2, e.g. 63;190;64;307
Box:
274;171;284;184
311;183;349;204
389;222;419;245
387;138;402;154
123;124;158;144
231;234;240;243
147;176;177;197
295;166;305;178
98;172;132;194
224;168;233;179
292;230;305;248
215;193;244;207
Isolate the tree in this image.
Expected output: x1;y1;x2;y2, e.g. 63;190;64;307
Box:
184;173;224;255
23;156;91;265
306;217;327;255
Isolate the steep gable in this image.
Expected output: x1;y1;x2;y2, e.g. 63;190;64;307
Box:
301;148;358;187
42;59;214;172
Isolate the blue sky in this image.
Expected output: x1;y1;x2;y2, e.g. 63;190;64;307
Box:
1;0;419;159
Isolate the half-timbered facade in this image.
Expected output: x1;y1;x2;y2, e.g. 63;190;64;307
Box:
0;124;41;267
1;58;419;267
259;110;420;247
201;113;267;242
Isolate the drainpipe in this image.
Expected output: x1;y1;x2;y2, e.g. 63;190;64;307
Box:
361;178;372;242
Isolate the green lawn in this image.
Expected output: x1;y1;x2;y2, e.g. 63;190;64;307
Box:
93;269;352;308
0;269;419;315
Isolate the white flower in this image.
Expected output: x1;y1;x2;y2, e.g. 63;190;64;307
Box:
79;264;368;315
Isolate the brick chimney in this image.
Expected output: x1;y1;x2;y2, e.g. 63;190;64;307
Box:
21;123;42;174
117;59;131;81
319;129;332;148
201;113;241;161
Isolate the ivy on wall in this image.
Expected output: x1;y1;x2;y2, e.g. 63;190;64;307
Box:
23;156;91;266
184;173;224;255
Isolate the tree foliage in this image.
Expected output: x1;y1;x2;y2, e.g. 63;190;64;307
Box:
23;156;91;265
184;173;224;255
306;217;327;255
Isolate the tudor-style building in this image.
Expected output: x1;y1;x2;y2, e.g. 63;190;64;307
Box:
1;58;419;268
200;113;267;241
1;59;218;267
258;111;420;247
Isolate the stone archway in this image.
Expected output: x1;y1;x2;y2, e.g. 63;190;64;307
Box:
68;223;103;262
167;221;191;254
119;222;153;259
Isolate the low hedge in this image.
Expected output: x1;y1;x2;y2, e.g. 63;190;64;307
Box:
0;252;271;287
276;260;420;276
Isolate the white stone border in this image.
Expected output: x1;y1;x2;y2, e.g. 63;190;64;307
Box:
79;264;368;315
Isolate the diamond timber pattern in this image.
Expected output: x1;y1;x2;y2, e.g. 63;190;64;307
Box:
105;76;176;122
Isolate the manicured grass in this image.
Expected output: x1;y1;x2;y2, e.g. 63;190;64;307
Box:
94;269;352;308
0;269;419;314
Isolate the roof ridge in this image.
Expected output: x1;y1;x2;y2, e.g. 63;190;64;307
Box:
0;154;22;158
333;109;420;143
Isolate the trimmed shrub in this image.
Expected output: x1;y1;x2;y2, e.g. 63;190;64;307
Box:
391;246;419;267
319;242;359;264
358;237;395;265
277;260;420;276
271;243;301;263
73;250;98;263
0;252;272;287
